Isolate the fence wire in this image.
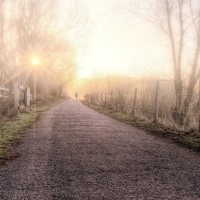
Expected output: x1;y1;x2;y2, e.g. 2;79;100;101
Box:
86;80;200;131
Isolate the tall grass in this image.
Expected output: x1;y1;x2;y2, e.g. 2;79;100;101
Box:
80;75;199;131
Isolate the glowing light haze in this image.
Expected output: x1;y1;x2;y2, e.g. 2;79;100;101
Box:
77;0;170;79
32;57;39;66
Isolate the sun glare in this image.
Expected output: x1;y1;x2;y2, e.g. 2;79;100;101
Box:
32;57;39;66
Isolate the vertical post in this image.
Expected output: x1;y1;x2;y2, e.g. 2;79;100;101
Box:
33;70;36;105
111;90;113;102
25;87;30;107
111;90;113;110
30;94;33;111
199;74;200;131
132;88;138;115
105;92;107;108
118;90;122;112
13;79;19;117
2;86;5;103
154;81;160;123
101;93;102;106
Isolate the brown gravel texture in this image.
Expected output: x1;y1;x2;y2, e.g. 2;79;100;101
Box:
0;100;200;200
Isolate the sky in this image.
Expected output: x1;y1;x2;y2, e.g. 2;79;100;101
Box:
76;0;171;79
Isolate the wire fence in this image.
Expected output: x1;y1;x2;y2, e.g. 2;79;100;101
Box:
84;80;200;131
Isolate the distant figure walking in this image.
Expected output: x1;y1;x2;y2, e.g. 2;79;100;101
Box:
75;92;78;100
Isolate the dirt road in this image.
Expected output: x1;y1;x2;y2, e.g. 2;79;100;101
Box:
0;100;200;199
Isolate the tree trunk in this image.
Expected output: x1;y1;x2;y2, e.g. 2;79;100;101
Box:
166;0;183;124
58;85;63;97
178;37;200;127
172;80;183;125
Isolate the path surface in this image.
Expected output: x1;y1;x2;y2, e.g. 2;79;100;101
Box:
0;100;200;199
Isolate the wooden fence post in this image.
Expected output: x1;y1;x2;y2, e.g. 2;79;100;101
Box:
13;79;19;117
111;90;113;109
33;70;36;104
154;81;160;123
101;93;102;106
25;87;30;107
199;75;200;132
2;86;5;103
132;88;138;115
105;92;107;108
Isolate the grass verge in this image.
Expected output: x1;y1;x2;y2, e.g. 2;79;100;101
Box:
0;97;68;166
82;100;200;152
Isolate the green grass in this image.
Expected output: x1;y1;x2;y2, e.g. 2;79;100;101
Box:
0;97;68;165
82;100;200;152
0;112;39;164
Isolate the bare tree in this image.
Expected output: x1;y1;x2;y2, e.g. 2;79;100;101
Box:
0;0;90;98
118;0;200;124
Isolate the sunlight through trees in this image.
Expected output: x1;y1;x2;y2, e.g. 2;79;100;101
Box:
0;0;90;97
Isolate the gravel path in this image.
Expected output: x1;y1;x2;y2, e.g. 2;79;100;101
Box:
0;100;200;199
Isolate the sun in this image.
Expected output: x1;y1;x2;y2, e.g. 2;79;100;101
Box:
32;57;39;66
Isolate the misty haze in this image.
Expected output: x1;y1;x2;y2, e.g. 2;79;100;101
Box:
0;0;200;199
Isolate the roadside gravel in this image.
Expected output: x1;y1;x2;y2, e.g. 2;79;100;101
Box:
0;100;200;199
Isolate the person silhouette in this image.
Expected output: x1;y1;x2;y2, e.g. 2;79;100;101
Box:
75;92;78;100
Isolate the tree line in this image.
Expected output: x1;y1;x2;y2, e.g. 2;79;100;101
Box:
0;0;90;98
116;0;200;125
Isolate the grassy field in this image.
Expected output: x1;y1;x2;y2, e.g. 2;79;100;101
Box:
0;97;68;166
82;100;200;152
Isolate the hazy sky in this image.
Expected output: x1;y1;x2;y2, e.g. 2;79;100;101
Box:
77;0;170;79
